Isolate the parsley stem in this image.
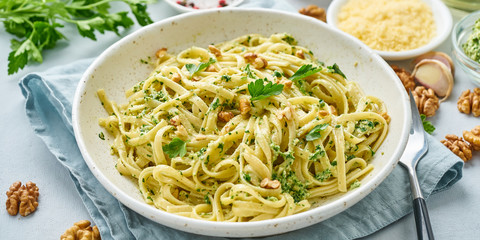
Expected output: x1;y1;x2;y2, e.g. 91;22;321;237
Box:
64;0;117;10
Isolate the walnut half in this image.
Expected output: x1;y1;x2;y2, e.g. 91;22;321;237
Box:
440;134;472;162
5;181;39;217
6;181;22;216
463;125;480;151
299;5;326;22
457;88;480;117
61;220;101;240
412;86;439;117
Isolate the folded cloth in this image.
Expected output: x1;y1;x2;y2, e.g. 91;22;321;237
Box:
18;2;464;239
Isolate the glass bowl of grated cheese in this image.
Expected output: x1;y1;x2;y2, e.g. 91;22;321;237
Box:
327;0;453;61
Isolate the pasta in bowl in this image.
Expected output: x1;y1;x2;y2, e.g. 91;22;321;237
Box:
73;9;410;237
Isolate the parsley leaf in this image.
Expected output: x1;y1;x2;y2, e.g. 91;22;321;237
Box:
420;114;435;134
162;138;187;158
326;63;346;79
306;123;329;141
244;64;256;79
185;58;216;76
289;64;322;82
248;78;284;101
2;0;153;75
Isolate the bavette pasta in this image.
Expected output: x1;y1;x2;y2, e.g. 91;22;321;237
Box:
97;33;389;222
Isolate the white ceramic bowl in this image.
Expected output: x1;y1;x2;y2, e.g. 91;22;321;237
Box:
327;0;453;61
165;0;244;13
72;8;410;237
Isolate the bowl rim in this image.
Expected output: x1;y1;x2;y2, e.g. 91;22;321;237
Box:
326;0;453;61
72;7;411;237
451;10;480;73
164;0;244;13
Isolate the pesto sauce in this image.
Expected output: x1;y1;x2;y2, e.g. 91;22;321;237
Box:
463;18;480;63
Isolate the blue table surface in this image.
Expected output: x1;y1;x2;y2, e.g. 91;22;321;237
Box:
1;1;479;239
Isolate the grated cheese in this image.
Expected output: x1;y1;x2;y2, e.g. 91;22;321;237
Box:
337;0;436;52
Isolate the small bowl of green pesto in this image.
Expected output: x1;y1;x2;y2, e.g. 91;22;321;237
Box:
452;10;480;86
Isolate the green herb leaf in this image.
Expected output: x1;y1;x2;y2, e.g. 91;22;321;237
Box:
248;78;284;101
289;64;322;82
420;114;435;134
326;63;346;79
244;64;256;79
162;138;187;158
2;0;153;75
185;58;216;76
306;123;329;141
350;180;361;190
98;132;105;140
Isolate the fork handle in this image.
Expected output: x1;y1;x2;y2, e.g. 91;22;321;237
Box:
413;197;435;240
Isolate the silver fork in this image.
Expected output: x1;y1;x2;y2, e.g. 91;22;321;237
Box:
398;91;435;240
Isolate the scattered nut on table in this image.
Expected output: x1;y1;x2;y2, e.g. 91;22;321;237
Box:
457;88;480;117
299;5;326;22
440;134;473;162
463;125;480;151
60;220;101;240
6;181;22;216
391;65;415;92
19;181;39;217
5;181;39;217
412;86;439;117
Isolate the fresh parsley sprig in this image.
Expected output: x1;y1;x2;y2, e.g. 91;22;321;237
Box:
305;123;329;141
185;58;216;76
162;137;187;158
2;0;155;75
289;64;322;82
248;78;284;101
326;63;347;79
420;114;435;134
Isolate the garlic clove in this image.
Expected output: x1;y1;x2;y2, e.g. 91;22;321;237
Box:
412;51;455;75
412;59;454;102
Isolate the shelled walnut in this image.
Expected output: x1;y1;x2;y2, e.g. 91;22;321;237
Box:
6;181;22;216
440;134;472;162
5;181;39;217
391;65;415;92
299;5;326;22
457;88;480;117
463;125;480;151
61;220;101;240
19;181;39;217
412;86;439;117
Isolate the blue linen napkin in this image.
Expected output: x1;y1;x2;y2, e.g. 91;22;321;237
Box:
18;2;464;239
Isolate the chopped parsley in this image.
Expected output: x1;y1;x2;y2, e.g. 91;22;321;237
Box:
315;169;332;182
281;34;297;45
350;180;361;190
273;70;283;78
273;170;308;203
244;64;256;79
243;172;251;182
221;75;231;82
98;132;105;140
